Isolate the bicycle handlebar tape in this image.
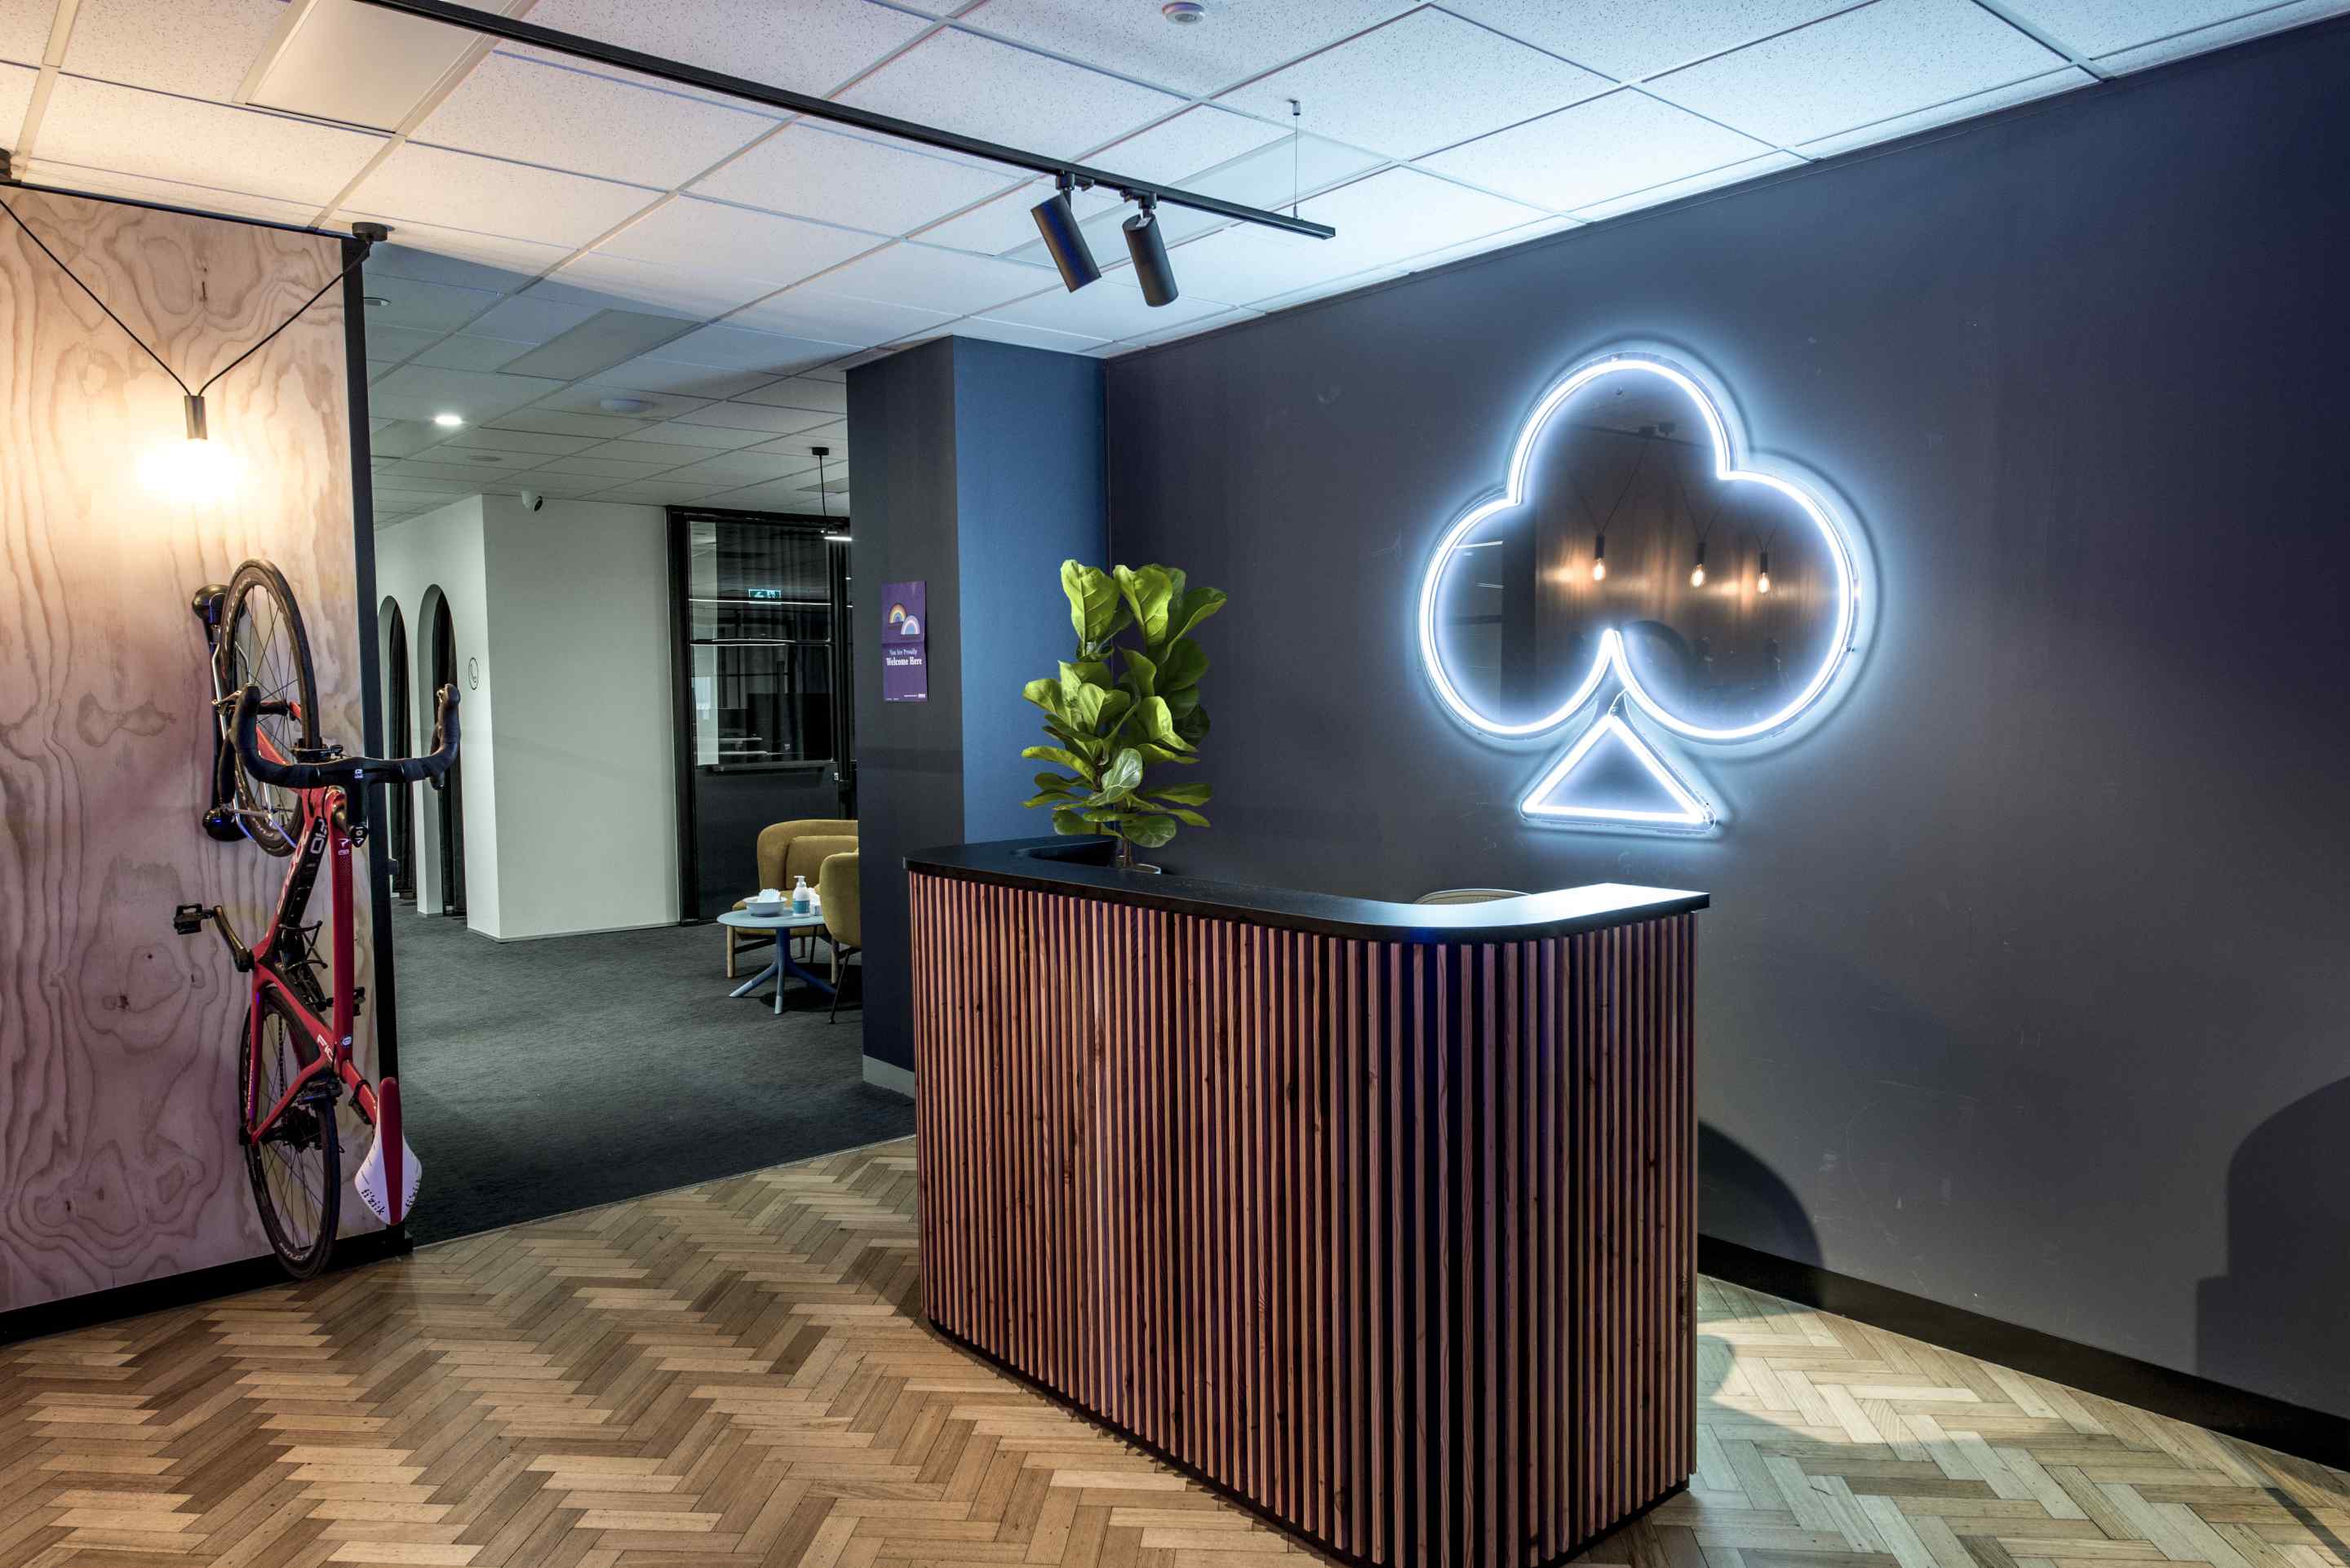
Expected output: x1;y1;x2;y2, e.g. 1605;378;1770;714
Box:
233;683;461;788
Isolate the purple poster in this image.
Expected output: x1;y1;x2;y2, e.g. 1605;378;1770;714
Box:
880;581;928;702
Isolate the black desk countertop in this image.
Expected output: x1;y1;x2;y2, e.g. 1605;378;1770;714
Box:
906;837;1708;944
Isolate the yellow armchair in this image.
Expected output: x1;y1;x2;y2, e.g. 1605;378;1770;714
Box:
818;849;859;1022
725;818;857;976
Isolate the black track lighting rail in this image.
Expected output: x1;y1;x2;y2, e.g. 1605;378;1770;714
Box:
351;0;1337;241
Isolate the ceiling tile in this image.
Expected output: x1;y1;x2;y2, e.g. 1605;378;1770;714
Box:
388;457;550;483
538;252;784;317
435;425;602;456
359;274;504;335
657;450;822;485
915;180;1090;258
1791;67;2091;157
752;423;848;458
693;122;1022;237
528;383;711;420
1644;0;2065;148
1570;150;1801;219
345;142;659;248
365;238;556;295
35;78;385;206
1417;89;1772;211
369;421;455;458
1220;10;1612;160
733;377;849;414
1;7;50;66
960;0;1411;96
588;479;736;504
1102;306;1264;355
484;408;654;439
1989;0;2303;57
24;161;321;226
580;358;777;399
614;420;777;450
464;295;605;343
670;401;840;435
2083;0;2350;68
371;365;570;423
524;454;680;478
1;59;31;130
729;290;955;347
251;0;486;133
597;196;882;283
1444;0;1848;81
977;272;1235;340
521;0;930;95
836;27;1185;159
412;47;774;187
361;324;446;363
63;0;283;101
702;475;839;512
641;323;862;374
783;241;1057;316
498;309;698;379
945;317;1106;352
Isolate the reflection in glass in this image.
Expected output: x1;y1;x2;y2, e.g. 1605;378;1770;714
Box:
685;518;841;768
1429;373;1838;737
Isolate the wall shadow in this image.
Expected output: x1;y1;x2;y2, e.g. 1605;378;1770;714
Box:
1700;1122;1821;1269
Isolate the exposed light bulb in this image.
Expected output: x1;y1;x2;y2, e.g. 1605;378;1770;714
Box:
1690;540;1707;588
141;394;240;504
1756;549;1772;594
1591;559;1607;582
1590;532;1607;582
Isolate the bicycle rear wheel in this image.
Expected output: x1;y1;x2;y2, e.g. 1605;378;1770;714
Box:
215;560;321;857
241;990;341;1278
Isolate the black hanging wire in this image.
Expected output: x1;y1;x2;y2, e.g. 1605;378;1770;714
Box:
0;190;373;403
1563;427;1656;534
1669;445;1724;546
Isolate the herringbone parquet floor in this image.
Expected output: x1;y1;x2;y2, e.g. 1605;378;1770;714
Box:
4;1138;2345;1568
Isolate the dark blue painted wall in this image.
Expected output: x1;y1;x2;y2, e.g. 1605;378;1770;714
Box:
1102;25;2350;1418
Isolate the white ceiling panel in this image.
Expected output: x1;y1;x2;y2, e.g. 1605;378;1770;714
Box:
360;274;503;335
538;252;786;317
613;420;776;450
734;377;849;414
729;290;955;347
693;122;1022;237
591;480;736;504
1570;150;1801;219
914;180;1080;258
668;401;840;435
371;365;570;423
836;27;1185;159
1219;9;1612;160
463;295;603;343
411;48;774;187
1176;130;1389;219
521;0;929;96
2091;0;2350;69
656;450;822;485
1992;0;2337;57
977;272;1239;339
1644;0;2065;148
521;454;678;478
787;241;1057;316
483;408;654;439
1;5;51;67
435;425;602;456
753;423;847;458
1090;306;1262;357
37;78;384;206
63;0;283;101
960;0;1412;97
945;317;1106;352
702;475;839;512
598;195;884;283
1792;67;2091;157
365;235;562;294
1445;0;1849;81
2;58;31;131
579;359;775;399
528;383;711;420
641;323;861;374
344;143;659;248
363;324;445;363
410;334;537;372
26;161;321;226
252;0;485;132
1417;89;1772;212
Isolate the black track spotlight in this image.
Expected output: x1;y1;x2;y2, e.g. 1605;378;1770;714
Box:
1124;195;1178;307
1031;177;1102;293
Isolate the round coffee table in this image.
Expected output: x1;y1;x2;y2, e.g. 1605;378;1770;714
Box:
717;909;832;1014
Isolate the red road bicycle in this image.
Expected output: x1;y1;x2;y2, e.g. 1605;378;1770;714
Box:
175;559;459;1278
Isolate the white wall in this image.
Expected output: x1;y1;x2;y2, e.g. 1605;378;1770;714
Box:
479;496;677;937
372;496;499;933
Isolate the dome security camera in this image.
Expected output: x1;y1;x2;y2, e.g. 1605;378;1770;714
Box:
519;489;545;512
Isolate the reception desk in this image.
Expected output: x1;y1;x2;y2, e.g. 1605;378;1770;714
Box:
908;838;1707;1568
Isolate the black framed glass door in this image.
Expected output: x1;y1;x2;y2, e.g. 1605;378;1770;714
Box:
669;507;854;920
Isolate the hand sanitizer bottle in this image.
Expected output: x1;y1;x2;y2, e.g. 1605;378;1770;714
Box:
791;875;811;915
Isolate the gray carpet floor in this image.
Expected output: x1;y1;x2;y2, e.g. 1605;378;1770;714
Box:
386;910;910;1244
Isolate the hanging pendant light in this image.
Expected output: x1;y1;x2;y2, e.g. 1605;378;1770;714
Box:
1590;532;1607;583
1689;539;1707;589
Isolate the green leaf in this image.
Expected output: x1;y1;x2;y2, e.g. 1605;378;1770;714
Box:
1022;790;1070;808
1121;647;1157;702
1173;700;1209;745
1124;813;1179;849
1022;744;1094;782
1136;742;1196;766
1157;637;1208;692
1086;746;1142;803
1139;696;1191;751
1022;677;1067;720
1051;807;1091;835
1033;771;1081;794
1114;565;1177;644
1151;781;1212;805
1167;585;1226;645
1161;807;1209;828
1072;658;1114;687
1062;560;1121;646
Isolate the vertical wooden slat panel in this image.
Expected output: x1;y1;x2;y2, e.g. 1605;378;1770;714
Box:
911;872;1696;1568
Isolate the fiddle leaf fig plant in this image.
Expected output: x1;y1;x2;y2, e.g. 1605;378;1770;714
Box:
1022;560;1225;866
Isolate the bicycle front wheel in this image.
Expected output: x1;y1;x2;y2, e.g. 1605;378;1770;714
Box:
215;560;321;857
240;990;341;1278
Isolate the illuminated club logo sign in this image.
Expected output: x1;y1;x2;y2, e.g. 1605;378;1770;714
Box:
1418;353;1861;831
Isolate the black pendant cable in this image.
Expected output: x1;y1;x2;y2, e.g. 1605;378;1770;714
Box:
0;192;379;458
1672;451;1723;588
1566;429;1654;585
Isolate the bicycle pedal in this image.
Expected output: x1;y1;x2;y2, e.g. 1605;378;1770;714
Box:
172;903;206;936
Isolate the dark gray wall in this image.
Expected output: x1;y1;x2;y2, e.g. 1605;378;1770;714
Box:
850;337;1106;1074
1103;27;2350;1417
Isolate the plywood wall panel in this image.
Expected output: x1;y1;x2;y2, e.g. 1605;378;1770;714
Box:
0;188;372;1314
912;870;1697;1568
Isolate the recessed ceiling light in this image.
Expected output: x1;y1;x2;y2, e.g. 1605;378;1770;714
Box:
1163;1;1205;22
363;295;389;308
432;412;464;427
598;395;654;414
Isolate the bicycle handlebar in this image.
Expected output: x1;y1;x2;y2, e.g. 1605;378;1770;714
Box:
233;683;460;789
